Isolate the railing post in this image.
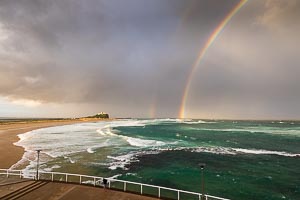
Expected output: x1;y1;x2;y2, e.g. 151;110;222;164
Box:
141;184;143;194
80;176;82;184
51;173;54;181
178;190;180;200
6;170;8;178
66;174;68;183
20;171;22;179
199;194;201;200
158;187;161;198
200;194;205;200
108;180;111;188
205;195;208;200
94;177;96;186
124;182;126;191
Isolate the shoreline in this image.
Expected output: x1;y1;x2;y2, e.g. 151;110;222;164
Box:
0;119;110;169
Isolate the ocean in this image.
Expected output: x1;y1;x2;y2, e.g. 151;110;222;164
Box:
12;119;300;200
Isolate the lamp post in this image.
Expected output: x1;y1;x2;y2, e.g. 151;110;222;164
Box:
199;163;206;200
36;150;41;180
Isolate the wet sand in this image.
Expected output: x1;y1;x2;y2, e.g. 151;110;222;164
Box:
0;119;104;169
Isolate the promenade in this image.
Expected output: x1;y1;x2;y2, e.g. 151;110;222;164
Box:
0;177;159;200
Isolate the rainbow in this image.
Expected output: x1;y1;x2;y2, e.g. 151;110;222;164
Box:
178;0;248;119
149;101;157;118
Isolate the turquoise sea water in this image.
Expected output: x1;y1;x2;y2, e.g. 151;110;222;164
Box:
14;119;300;200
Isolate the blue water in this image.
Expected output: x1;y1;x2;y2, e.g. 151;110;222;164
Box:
14;119;300;200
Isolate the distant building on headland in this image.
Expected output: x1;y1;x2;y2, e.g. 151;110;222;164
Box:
86;112;109;119
95;112;109;119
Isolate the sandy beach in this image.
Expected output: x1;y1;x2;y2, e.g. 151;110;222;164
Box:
0;119;162;200
0;119;104;169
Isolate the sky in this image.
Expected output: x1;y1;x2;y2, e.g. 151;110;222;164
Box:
0;0;299;119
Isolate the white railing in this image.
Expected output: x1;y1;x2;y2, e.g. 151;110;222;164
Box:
0;169;229;200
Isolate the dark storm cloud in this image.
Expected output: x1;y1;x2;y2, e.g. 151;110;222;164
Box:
0;0;239;117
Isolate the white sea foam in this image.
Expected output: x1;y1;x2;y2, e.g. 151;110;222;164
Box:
43;165;61;172
182;120;216;124
196;127;300;136
86;139;111;153
141;118;182;124
145;118;216;124
64;156;76;164
153;146;299;157
96;122;167;148
51;164;61;169
117;118;193;126
125;137;165;147
12;119;172;172
98;118;214;128
96;126;119;136
107;153;139;170
9;150;36;170
107;150;160;170
125;173;137;176
232;148;300;157
103;146;299;171
190;147;237;155
190;147;299;157
12;122;112;170
87;148;95;153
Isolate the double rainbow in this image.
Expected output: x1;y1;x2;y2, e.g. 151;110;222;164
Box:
178;0;248;118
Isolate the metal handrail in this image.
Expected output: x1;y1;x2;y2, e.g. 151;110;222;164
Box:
0;169;229;200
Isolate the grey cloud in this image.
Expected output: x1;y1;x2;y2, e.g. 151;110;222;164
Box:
186;0;300;119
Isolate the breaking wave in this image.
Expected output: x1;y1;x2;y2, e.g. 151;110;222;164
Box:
231;148;300;157
12;120;170;172
11;118;299;178
104;146;299;171
196;127;300;136
173;147;299;157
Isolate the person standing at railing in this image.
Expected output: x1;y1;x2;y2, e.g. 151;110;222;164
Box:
103;178;108;189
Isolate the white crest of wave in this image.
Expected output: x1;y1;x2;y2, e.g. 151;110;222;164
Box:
190;147;237;155
182;120;215;124
155;146;299;157
126;137;165;147
196;127;300;136
232;148;300;157
87;139;111;153
107;150;160;170
96;126;119;137
107;153;138;170
96;121;168;147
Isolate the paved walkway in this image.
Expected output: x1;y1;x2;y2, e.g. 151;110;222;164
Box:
0;177;160;200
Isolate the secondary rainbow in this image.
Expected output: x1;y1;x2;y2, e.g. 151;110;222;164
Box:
178;0;248;119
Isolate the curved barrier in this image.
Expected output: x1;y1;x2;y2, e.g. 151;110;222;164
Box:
0;169;229;200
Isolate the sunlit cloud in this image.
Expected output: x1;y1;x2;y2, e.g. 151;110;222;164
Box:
23;76;41;84
0;24;8;41
9;98;42;107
